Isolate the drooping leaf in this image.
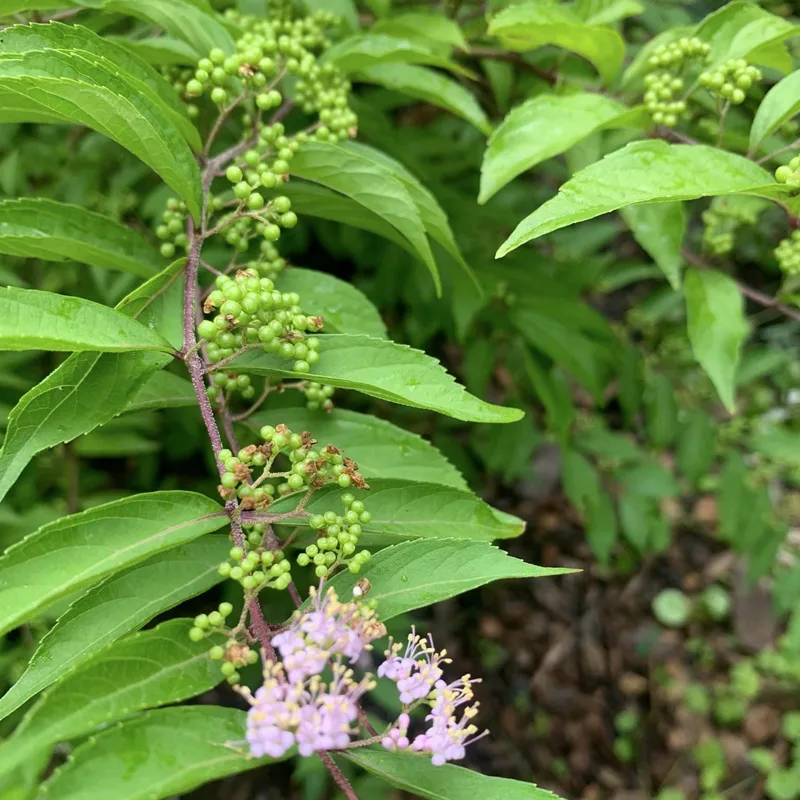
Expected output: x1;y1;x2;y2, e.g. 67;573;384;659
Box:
0;24;201;217
560;448;600;515
245;407;468;490
0;261;184;502
0;491;226;637
749;69;800;154
0;199;160;278
644;372;679;450
585;488;618;565
497;141;782;257
277;268;387;338
124;370;197;413
487;1;626;84
519;346;575;441
479;93;642;204
621;202;685;289
0;538;228;724
0;287;174;353
343;749;562;800
358;64;491;134
685;267;749;412
231;334;523;423
371;12;468;51
270;480;525;544
326;539;571;621
289;141;439;291
0;620;222;776
37;707;281;800
677;408;717;485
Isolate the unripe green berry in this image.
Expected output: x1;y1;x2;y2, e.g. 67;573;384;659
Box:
189;626;205;642
219;602;233;617
226;165;243;183
209;645;225;660
211;87;228;105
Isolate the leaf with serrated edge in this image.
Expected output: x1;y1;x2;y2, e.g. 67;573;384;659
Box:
326;539;573;620
0;491;226;637
0;619;222;776
36;706;282;800
497;141;786;257
269;479;524;544
750;69;800;154
0;538;228;724
245;408;467;490
343;749;563;800
231;334;522;423
0;198;160;278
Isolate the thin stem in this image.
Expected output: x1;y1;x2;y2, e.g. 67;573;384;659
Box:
318;752;359;800
201;344;258;374
755;136;800;165
219;404;241;454
231;381;273;421
204;95;246;159
717;99;731;148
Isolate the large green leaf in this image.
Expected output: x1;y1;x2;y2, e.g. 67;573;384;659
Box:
0;619;222;776
114;35;201;66
277;267;387;338
479;93;642;204
245;407;468;490
0;538;228;724
0;491;226;637
358;64;491;135
289;141;439;291
270;479;524;543
685;267;749;413
0;199;160;278
0;24;201;218
124;369;198;413
0;287;174;353
749;69;800;154
496;142;782;257
37;707;281;800
343;749;562;800
576;0;643;25
621;202;686;289
326;539;571;620
487;1;625;84
0;261;184;502
231;334;523;423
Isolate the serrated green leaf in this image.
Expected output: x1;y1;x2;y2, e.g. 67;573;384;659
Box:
124;369;197;413
487;1;625;85
0;287;173;353
621;202;685;289
270;479;524;543
231;334;522;423
326;539;571;620
245;407;468;490
277;267;387;338
36;706;281;800
359;64;491;135
0;199;160;278
677;408;717;485
372;12;468;51
0;24;201;217
479;93;642;204
497;142;783;257
685;267;748;412
749;70;800;154
0;619;222;776
289;141;439;292
0;261;184;502
0;491;226;637
343;749;563;800
576;0;643;26
0;538;228;724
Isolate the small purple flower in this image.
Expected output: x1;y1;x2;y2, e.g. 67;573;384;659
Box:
378;629;449;704
381;712;410;751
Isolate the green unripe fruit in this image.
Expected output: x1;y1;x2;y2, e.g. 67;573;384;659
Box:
186;79;204;97
273;196;292;213
189;627;205;642
260;425;275;440
288;473;305;490
209;48;225;64
315;565;328;578
221;661;236;676
209;645;225;660
229;546;244;560
310;514;325;529
218;562;231;577
160;243;176;258
211;87;228;105
263;224;281;242
226;165;243;183
219;602;233;617
194;614;209;629
208;611;223;627
198;320;217;340
280;211;298;228
242;576;256;589
234;181;252;199
294;359;310;373
338;473;352;488
247;192;265;210
348;562;361;574
273;159;290;174
297;553;310;566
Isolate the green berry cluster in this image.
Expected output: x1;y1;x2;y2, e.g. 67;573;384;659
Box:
154;198;189;258
775;155;800;188
189;601;235;642
701;197;760;256
646;36;710;70
643;37;709;126
775;231;800;275
217;545;293;592
303;380;335;411
215;640;260;685
207;371;255;403
699;59;761;105
297;492;373;577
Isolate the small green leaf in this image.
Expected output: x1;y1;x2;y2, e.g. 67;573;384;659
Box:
617;460;680;498
326;539;571;620
645;372;679;449
677;408;717;485
750;428;800;466
479;93;641;204
560;448;600;515
0;619;222;776
270;480;525;543
0;199;160;278
685;268;749;412
0;287;174;353
575;424;642;462
497;142;782;257
621;202;686;289
277;267;387;338
343;749;562;800
245;407;468;490
487;1;625;84
749;69;800;154
519;347;575;441
232;334;523;423
0;491;226;637
37;706;281;800
124;370;197;413
0;538;228;724
585;488;618;565
719;452;748;543
372;12;468;51
618;492;660;552
359;64;491;134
